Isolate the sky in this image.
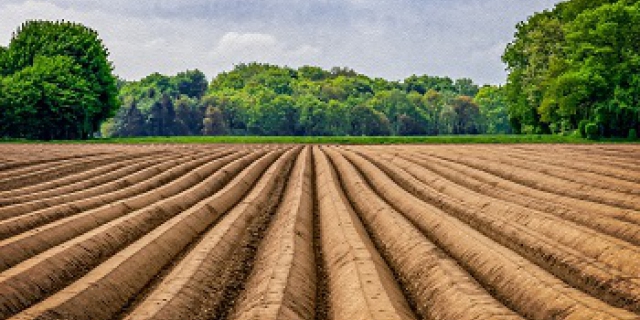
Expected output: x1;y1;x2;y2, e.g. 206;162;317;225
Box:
0;0;562;85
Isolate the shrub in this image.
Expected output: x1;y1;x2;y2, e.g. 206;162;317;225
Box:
585;123;599;140
629;128;638;141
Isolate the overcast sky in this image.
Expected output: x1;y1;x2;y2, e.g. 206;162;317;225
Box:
0;0;561;85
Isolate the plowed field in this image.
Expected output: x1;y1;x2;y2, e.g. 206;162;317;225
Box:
0;143;639;320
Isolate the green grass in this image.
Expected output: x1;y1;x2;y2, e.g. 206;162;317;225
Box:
1;134;638;144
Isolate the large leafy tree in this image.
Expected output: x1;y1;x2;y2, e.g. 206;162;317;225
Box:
503;0;640;136
1;55;98;139
1;20;118;139
548;1;640;136
503;11;565;133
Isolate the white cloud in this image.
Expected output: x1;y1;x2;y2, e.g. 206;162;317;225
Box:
210;32;321;68
0;0;563;84
214;32;278;56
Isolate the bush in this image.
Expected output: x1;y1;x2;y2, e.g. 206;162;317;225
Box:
578;120;590;138
585;123;599;140
629;128;638;141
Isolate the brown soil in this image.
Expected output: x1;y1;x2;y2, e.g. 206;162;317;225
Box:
0;144;638;320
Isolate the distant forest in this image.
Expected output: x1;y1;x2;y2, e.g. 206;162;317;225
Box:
104;65;510;137
1;0;638;140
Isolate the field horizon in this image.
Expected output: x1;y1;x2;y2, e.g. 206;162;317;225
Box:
1;134;639;145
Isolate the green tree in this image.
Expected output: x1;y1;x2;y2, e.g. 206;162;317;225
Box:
171;69;208;99
503;11;565;134
451;96;482;134
298;95;332;136
1;55;98;139
298;65;330;81
502;0;640;137
1;20;118;138
423;89;445;135
112;100;146;137
550;1;640;136
248;95;298;135
202;105;228;135
349;104;391;136
454;78;479;96
174;95;199;136
368;89;417;135
475;86;512;134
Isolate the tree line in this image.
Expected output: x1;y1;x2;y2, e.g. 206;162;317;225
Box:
105;64;511;137
503;0;640;139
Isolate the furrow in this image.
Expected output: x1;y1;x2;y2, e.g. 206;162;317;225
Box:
0;150;115;174
0;152;183;221
228;147;315;320
469;146;640;195
0;155;98;173
121;147;297;320
9;148;292;320
496;146;640;184
0;151;167;192
0;149;269;319
354;149;640;313
390;150;640;246
512;145;640;168
312;158;329;320
340;147;639;320
408;149;640;224
312;147;416;320
325;147;523;320
0;150;239;254
0;152;115;181
0;150;186;206
419;148;640;211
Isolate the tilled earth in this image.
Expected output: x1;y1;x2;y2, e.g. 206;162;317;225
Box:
0;143;639;320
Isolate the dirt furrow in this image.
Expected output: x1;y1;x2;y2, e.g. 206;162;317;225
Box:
512;145;640;168
0;149;116;174
492;145;640;184
0;150;240;252
228;147;315;320
418;147;640;211
8;148;292;320
121;147;297;320
312;147;416;320
466;146;640;195
353;149;640;313
0;150;168;192
0;150;269;320
324;147;523;320
0;152;185;221
0;150;188;206
341;148;639;320
0;154;104;174
406;148;640;219
403;149;640;226
388;150;640;246
312;158;329;320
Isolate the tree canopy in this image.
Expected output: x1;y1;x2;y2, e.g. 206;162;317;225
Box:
110;63;505;137
0;20;118;139
503;0;640;138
